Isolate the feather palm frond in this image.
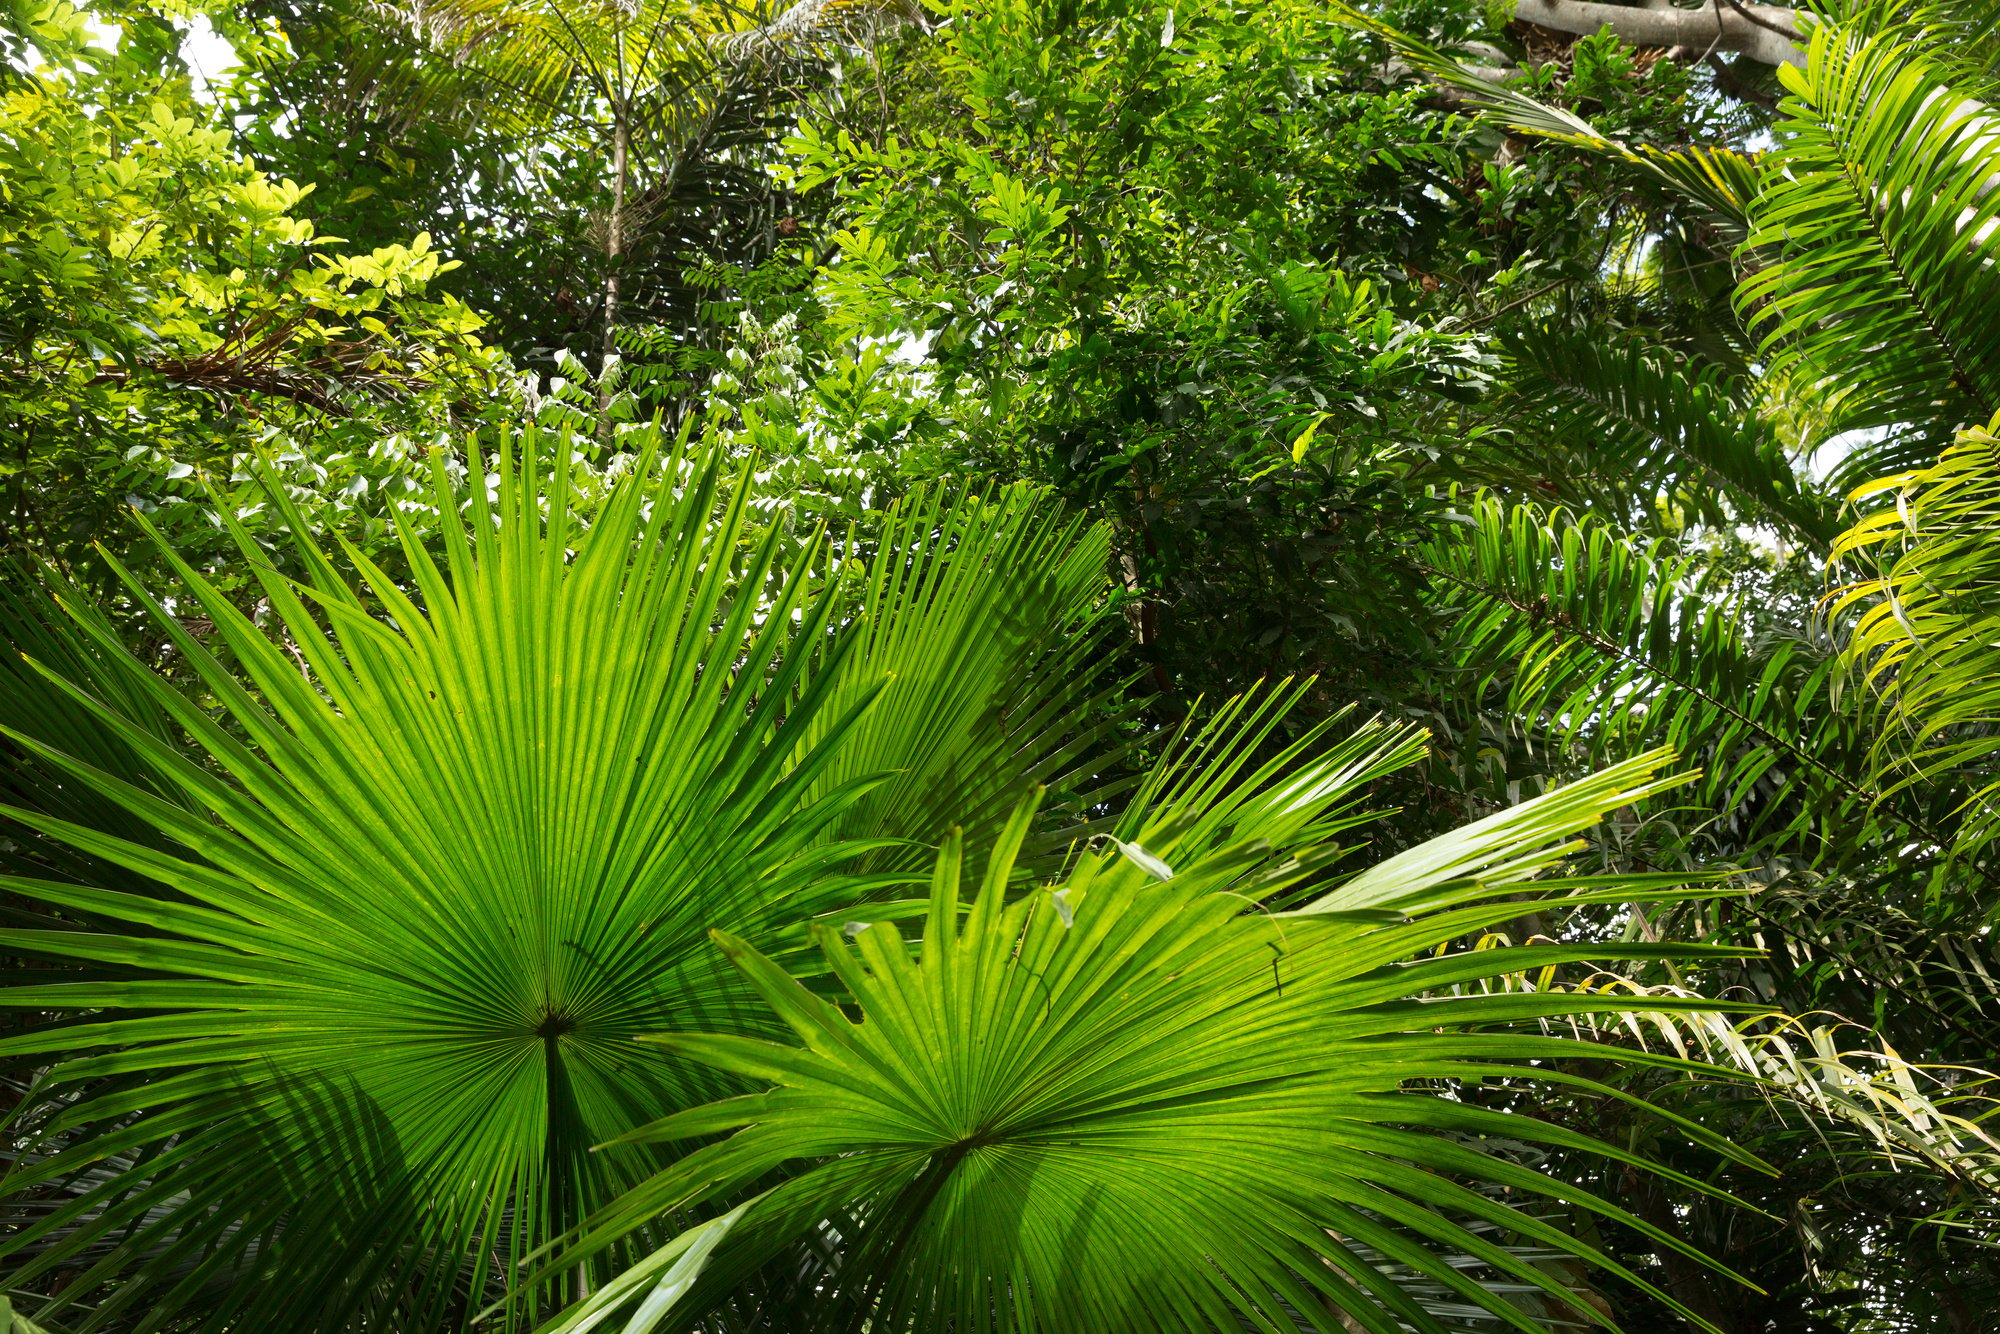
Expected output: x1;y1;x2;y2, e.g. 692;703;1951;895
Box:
1419;492;1907;869
1324;1;1760;236
1490;327;1835;548
1738;19;2000;447
1833;413;2000;908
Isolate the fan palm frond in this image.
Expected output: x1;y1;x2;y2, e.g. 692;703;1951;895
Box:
0;566;194;892
541;744;1766;1334
0;429;1125;1331
800;480;1133;868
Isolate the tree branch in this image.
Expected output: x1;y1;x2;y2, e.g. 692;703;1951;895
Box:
1512;0;1802;68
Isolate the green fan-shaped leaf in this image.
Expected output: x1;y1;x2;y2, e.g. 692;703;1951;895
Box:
542;739;1768;1334
799;482;1130;868
0;430;1126;1331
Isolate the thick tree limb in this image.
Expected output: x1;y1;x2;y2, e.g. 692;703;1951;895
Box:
1706;51;1779;109
1512;0;1802;67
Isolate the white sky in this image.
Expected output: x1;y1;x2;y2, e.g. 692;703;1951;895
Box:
180;15;242;99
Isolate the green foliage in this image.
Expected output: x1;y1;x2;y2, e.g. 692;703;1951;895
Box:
1835;413;2000;906
766;0;1513;701
0;431;1125;1329
1317;10;2000;1318
0;0;503;576
1488;325;1833;546
543;745;1762;1334
12;0;2000;1326
0;562;193;888
1738;17;2000;475
221;0;609;362
1420;491;1872;867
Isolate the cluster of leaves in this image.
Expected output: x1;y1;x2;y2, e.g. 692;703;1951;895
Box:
1366;2;2000;1323
1;0;507;586
755;0;1523;708
0;424;1778;1332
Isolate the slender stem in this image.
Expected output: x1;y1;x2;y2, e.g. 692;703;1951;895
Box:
1455;279;1566;331
598;52;630;444
834;1138;978;1334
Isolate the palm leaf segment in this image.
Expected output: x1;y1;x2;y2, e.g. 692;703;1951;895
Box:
394;0;716;125
1835;412;2000;903
1738;17;2000;448
1496;326;1834;548
393;0;819;144
1422;492;2000;1043
0;433;1121;1330
799;484;1128;870
0;569;197;891
556;725;1766;1334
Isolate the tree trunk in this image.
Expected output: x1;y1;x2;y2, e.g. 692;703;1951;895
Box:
597;94;630;443
1513;0;1803;68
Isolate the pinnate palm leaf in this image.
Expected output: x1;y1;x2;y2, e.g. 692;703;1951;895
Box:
1738;19;2000;441
1494;327;1834;548
1834;412;2000;903
1419;492;1910;869
1324;1;1760;236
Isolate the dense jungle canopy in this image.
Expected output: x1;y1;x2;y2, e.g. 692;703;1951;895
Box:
5;0;2000;1329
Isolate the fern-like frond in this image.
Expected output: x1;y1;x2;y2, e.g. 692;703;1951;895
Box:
1421;493;1900;868
1489;327;1835;547
1738;20;2000;439
1834;413;2000;906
